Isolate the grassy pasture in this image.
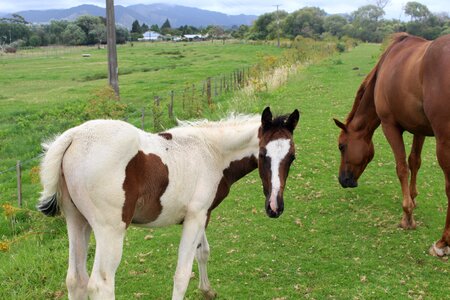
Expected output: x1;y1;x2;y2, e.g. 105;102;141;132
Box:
1;42;449;299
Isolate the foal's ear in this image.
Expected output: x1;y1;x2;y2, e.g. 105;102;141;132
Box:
333;118;347;132
286;109;300;132
261;107;273;130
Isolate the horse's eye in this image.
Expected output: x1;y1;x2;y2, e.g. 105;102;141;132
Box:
289;154;296;162
338;144;345;152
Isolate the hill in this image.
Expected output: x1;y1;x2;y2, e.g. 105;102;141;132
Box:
4;3;257;28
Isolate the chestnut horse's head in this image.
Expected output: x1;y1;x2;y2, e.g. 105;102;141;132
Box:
333;119;374;188
258;107;299;218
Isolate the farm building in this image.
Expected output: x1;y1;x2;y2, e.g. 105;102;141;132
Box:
139;31;162;41
183;34;206;41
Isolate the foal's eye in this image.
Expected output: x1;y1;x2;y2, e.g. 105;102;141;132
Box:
338;144;345;152
289;154;296;162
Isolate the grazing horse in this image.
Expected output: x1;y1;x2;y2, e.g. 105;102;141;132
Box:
334;33;450;257
37;107;299;299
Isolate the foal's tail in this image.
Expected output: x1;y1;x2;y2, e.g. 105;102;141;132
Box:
37;128;76;217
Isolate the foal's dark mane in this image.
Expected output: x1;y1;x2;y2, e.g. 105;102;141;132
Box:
345;32;414;125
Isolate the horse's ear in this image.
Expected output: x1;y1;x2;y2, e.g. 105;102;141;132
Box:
286;109;300;132
261;107;272;130
333;118;347;132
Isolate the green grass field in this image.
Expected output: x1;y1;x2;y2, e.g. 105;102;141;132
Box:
1;41;449;299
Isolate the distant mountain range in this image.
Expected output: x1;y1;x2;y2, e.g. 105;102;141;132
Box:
1;4;257;29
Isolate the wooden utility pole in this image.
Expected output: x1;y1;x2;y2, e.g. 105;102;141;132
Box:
274;4;281;48
106;0;120;98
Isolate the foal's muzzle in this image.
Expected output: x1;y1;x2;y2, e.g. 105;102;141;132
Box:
338;171;358;188
265;197;284;218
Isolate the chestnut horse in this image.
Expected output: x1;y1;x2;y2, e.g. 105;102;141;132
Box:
37;107;299;299
334;33;450;257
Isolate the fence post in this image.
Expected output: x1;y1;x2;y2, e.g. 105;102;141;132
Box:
169;90;174;119
206;77;212;106
16;160;22;207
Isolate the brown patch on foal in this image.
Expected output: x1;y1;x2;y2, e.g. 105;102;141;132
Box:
206;155;258;225
158;132;173;140
122;151;169;227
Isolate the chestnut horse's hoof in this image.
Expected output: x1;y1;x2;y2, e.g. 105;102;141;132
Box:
399;217;416;230
429;243;450;257
201;289;217;300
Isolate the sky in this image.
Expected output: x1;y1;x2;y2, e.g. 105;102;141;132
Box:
0;0;448;20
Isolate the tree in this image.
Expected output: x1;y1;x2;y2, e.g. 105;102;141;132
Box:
75;15;103;45
375;0;391;9
141;23;149;33
150;24;160;32
89;23;106;46
0;14;31;44
62;24;86;45
249;12;277;40
231;25;249;39
283;7;326;39
324;15;348;38
404;2;431;21
350;5;385;42
161;18;172;34
115;26;129;44
48;20;69;44
131;20;141;33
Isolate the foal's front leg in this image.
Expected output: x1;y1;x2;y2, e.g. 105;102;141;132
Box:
381;123;416;229
196;232;217;299
172;211;208;300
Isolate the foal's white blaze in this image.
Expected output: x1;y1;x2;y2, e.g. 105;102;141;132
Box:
265;138;291;212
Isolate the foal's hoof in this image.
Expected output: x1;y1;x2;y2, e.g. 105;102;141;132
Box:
429;243;450;257
201;289;217;300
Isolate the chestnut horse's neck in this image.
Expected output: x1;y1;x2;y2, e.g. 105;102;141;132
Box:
346;68;381;140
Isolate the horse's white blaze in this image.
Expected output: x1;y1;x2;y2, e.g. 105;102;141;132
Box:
265;138;290;212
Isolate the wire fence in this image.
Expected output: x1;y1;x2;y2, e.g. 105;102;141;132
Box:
0;63;256;207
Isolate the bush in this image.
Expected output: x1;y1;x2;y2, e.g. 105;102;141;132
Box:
336;42;346;52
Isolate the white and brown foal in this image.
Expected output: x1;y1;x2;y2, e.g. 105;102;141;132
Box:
37;107;299;300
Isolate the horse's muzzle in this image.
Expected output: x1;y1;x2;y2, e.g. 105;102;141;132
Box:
338;171;358;188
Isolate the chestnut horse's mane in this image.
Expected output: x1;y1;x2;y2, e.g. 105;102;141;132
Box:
345;32;418;124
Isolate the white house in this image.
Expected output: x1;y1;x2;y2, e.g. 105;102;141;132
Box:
139;31;161;41
183;34;205;41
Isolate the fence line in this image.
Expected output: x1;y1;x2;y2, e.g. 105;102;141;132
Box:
0;64;256;207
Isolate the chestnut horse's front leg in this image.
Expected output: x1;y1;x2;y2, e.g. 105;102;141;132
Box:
381;123;417;229
430;137;450;257
408;135;425;202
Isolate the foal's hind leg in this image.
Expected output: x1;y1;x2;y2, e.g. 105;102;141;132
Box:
196;232;217;300
60;178;92;300
87;223;126;300
408;135;425;203
381;123;416;229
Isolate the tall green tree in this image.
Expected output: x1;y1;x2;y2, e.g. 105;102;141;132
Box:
350;5;385;42
324;15;348;38
161;18;172;34
249;12;278;40
62;23;86;45
131;20;141;33
283;7;326;39
404;2;431;21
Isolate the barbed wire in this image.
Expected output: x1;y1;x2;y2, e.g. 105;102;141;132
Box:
0;154;43;175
